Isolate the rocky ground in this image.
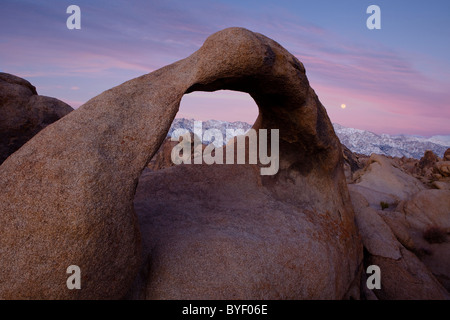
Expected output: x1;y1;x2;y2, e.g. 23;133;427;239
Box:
344;147;450;299
146;138;450;299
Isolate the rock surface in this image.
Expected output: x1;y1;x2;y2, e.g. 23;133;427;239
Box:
351;154;425;208
147;138;178;171
402;190;450;231
0;28;362;299
398;190;450;292
348;152;450;299
133;164;358;299
435;161;450;178
414;150;439;180
395;149;450;188
0;73;73;164
342;144;364;182
349;188;450;300
418;150;438;171
365;247;449;300
349;190;401;260
444;148;450;161
129;28;363;299
147;133;203;171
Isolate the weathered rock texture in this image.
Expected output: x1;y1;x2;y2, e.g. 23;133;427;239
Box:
0;28;362;299
349;189;450;300
418;150;439;172
444;149;450;161
394;149;450;189
342;144;365;182
351;154;425;208
401;190;450;292
349;152;450;299
147;133;203;171
0;73;73;164
146;138;178;171
133;162;362;299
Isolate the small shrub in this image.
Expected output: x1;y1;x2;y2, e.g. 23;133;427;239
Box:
423;226;447;244
380;201;389;210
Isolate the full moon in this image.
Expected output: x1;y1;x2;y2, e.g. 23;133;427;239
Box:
340;104;346;109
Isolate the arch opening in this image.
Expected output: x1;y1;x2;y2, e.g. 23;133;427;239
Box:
178;89;258;126
145;90;260;172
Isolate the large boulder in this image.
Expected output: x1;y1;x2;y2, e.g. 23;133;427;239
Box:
444;148;450;161
413;150;439;180
435;161;450;178
365;247;449;300
418;150;438;170
130;28;362;299
0;73;73;164
349;189;449;300
400;190;450;291
0;27;362;299
133;163;361;299
350;154;425;208
342;144;364;182
402;189;450;230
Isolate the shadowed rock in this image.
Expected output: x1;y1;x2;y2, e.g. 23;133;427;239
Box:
419;150;438;171
0;27;362;299
349;189;450;300
0;73;73;164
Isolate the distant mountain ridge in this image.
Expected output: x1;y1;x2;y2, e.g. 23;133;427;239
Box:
332;123;449;159
168;118;252;147
169;118;449;159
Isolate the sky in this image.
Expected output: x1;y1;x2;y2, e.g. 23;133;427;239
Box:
1;0;449;136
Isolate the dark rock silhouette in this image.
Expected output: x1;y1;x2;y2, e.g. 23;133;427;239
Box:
419;150;439;170
444;148;450;161
0;73;73;164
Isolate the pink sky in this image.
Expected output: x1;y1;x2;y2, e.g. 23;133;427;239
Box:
1;1;449;136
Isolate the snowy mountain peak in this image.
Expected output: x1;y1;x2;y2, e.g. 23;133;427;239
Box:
332;123;449;159
168;118;449;159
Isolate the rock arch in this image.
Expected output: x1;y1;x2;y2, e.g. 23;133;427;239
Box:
0;27;362;299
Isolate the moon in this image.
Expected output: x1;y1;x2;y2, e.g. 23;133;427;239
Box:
340;104;346;109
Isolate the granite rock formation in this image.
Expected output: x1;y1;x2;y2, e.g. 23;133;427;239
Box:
349;189;449;299
0;28;362;299
0;73;73;164
347;148;450;299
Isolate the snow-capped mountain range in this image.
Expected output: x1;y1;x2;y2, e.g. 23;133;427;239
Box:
332;124;449;159
168;118;252;147
168;118;449;159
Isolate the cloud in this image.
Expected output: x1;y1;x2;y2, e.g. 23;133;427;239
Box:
1;0;449;136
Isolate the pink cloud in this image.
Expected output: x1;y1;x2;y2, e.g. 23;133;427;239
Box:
2;1;448;137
